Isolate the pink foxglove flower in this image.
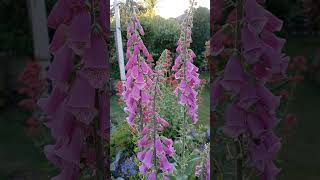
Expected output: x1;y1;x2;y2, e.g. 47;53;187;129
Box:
212;0;289;179
122;11;154;129
173;8;201;124
40;0;109;179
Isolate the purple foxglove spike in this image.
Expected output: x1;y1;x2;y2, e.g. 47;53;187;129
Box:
127;114;136;127
130;65;139;79
137;151;146;162
246;113;266;138
136;72;146;89
137;135;149;148
133;46;140;55
221;56;247;93
139;164;148;175
156;116;170;128
142;149;153;169
174;69;183;80
130;85;141;101
38;86;67;116
48;0;73;29
44;145;62;167
260;45;283;75
262;161;279;180
210;28;226;56
264;10;283;32
223;104;247;138
141;126;150;136
65;0;85;8
255;105;279;130
242;26;263;64
191;113;198;124
244;0;268;33
238;81;259;110
148;172;156;180
67;11;91;55
55;126;83;165
271;56;289;76
261;30;286;52
162;137;173;148
82;34;107;69
44;101;75;139
176;45;182;54
48;45;74;83
159;155;173;173
66;75;97;125
49;24;68;54
141;91;151;105
163;176;169;180
172;55;182;71
178;94;188;105
126;55;138;71
252;63;272;82
126;49;133;59
261;131;281;156
257;86;280;113
141;60;153;75
163;144;175;157
155;139;165;155
78;68;108;89
188;50;196;59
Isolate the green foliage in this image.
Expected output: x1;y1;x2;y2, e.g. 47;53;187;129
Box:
110;120;135;158
0;0;33;56
191;7;210;68
139;16;180;60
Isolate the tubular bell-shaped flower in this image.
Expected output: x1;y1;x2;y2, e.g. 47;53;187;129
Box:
173;1;201;124
122;4;154;128
212;0;288;179
137;49;175;178
39;0;108;179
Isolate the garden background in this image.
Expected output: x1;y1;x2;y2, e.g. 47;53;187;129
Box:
0;0;319;179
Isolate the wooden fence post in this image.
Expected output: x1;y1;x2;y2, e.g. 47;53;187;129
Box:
114;0;126;82
26;0;51;71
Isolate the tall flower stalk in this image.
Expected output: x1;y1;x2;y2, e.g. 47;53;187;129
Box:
39;0;108;179
212;0;288;179
123;2;175;179
172;0;201;172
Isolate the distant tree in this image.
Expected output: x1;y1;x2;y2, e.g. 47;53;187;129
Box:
143;0;158;16
191;7;210;69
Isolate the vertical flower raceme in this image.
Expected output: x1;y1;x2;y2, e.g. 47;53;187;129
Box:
212;0;288;179
123;8;175;177
122;4;154;129
39;0;108;179
173;0;201;124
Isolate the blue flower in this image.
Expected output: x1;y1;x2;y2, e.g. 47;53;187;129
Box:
120;157;137;176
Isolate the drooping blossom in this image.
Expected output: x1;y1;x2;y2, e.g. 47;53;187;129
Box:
211;0;288;179
173;3;201;124
122;8;154;128
39;0;108;179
